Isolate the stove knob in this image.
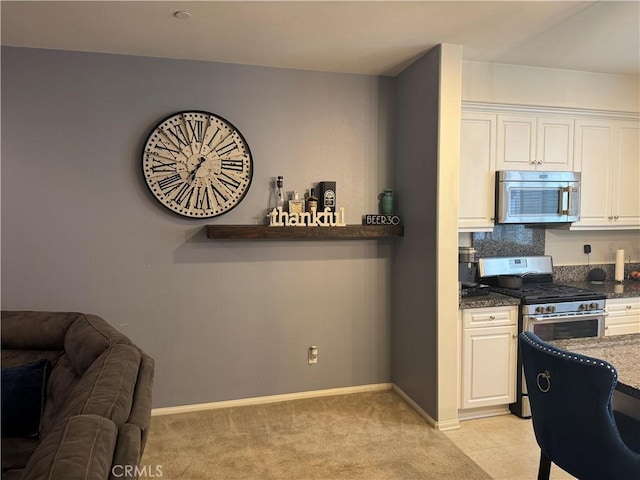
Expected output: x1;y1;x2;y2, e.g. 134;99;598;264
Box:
546;306;556;314
589;302;599;310
535;306;545;314
579;303;588;311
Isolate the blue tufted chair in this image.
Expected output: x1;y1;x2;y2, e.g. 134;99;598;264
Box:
519;332;640;480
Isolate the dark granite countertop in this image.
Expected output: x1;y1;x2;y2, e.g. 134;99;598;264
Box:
459;292;520;309
563;280;640;299
550;333;640;399
460;280;640;310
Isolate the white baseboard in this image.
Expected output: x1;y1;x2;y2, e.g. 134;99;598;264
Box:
151;383;393;416
392;384;461;431
457;405;511;421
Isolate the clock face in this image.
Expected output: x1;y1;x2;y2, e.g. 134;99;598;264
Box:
142;111;253;218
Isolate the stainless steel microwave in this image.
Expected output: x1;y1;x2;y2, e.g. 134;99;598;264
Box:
496;171;581;224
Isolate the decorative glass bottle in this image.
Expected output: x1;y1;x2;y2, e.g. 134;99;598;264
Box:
306;188;318;213
288;191;305;215
276;176;284;209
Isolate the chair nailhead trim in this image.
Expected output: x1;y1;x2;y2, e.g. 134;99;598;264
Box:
522;334;617;380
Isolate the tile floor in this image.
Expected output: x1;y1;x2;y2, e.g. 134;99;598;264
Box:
443;414;576;480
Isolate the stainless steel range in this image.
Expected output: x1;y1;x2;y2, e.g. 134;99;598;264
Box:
478;255;607;418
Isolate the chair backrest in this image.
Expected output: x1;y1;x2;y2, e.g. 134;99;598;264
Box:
519;332;640;480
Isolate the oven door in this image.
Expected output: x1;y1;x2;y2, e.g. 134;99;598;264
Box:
524;312;605;341
514;311;606;418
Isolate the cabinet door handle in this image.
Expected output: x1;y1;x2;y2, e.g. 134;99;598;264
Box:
489;315;496;319
614;216;619;220
608;216;614;220
512;334;517;339
537;160;543;164
626;305;633;309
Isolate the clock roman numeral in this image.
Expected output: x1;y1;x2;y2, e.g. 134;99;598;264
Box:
165;125;190;147
205;126;222;148
157;173;183;194
174;182;196;208
149;158;178;174
211;183;228;205
218;172;241;191
153;139;181;159
185;118;204;144
215;139;238;157
195;186;211;210
221;159;244;172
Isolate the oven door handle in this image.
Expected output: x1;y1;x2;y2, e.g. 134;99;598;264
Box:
528;312;608;322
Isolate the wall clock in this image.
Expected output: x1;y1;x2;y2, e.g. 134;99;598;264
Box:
142;110;253;218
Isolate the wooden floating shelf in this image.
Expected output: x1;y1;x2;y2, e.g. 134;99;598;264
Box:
206;224;404;240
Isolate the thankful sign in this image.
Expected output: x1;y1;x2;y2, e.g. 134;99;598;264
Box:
268;207;346;227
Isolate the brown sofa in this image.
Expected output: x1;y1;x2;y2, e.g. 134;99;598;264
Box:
1;311;154;480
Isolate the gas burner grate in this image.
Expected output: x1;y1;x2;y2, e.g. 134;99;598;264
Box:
489;283;605;303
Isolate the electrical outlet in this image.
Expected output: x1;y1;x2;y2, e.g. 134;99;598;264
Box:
308;346;318;365
584;244;591;254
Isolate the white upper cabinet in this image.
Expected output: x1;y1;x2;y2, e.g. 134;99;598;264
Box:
572;119;615;228
459;103;639;232
612;122;640;228
496;114;574;171
459;112;496;232
572;118;640;230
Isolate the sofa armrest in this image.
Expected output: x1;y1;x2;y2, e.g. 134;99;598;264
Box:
128;353;154;454
108;423;141;480
22;414;117;480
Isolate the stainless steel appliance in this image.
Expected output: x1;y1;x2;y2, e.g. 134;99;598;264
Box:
479;255;606;418
496;170;581;224
458;247;478;283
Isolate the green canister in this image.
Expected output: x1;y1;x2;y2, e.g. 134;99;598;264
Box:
380;189;393;215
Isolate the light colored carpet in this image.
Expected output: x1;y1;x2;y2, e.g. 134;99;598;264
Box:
142;390;492;479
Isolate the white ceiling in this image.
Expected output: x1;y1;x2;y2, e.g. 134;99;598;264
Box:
2;1;639;77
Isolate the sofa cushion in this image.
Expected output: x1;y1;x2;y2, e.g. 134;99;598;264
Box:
40;355;79;438
63;315;133;376
1;311;79;350
1;436;39;471
1;469;23;480
57;344;141;426
1;359;51;437
21;415;117;480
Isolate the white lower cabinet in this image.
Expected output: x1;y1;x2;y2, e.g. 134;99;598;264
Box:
605;297;640;336
460;306;517;410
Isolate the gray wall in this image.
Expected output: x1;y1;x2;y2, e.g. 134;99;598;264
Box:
391;48;440;417
1;47;395;408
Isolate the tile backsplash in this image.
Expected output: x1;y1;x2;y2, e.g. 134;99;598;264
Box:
473;225;545;257
472;225;639;282
554;263;640;283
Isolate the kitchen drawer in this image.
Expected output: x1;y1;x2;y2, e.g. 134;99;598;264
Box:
606;297;640;314
462;305;517;328
605;297;640;336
